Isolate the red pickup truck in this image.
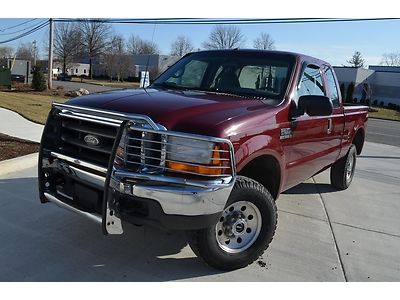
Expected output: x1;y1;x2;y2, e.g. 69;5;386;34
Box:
38;50;368;270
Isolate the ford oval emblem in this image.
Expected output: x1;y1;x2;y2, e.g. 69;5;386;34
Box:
84;134;100;146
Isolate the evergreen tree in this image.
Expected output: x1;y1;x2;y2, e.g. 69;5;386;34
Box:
31;66;46;91
340;83;346;100
346;82;355;103
347;51;365;67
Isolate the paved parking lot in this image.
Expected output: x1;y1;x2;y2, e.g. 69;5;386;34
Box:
0;141;399;281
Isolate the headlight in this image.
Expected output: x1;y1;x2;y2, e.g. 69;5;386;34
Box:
167;136;214;164
166;136;227;176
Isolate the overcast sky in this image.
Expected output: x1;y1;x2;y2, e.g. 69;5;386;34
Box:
1;18;399;66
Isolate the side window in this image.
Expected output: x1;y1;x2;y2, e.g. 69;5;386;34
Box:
295;65;325;101
324;67;340;107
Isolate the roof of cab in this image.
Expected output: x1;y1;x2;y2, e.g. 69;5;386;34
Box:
194;49;331;67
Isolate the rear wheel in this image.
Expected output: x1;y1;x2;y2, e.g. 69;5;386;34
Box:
330;144;357;190
188;176;277;271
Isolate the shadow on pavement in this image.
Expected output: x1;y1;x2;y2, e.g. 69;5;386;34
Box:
283;182;337;195
0;177;222;281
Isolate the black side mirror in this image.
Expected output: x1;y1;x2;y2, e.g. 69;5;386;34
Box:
298;95;333;116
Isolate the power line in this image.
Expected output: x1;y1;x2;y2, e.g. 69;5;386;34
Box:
54;17;400;25
0;20;49;45
0;18;38;32
0;19;47;36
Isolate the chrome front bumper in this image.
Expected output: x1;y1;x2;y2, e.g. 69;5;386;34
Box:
41;152;234;234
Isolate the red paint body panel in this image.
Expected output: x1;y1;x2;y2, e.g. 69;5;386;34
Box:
66;50;368;196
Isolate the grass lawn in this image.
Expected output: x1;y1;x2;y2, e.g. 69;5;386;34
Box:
369;107;400;121
71;78;140;89
0;91;67;124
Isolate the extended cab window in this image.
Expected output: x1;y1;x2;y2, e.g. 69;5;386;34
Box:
323;66;340;107
294;65;325;101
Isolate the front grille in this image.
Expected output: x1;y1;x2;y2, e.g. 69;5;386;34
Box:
45;103;234;178
58;117;118;168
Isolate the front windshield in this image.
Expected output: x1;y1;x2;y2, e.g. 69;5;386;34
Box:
152;51;295;101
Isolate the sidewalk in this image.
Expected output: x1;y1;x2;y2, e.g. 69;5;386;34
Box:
0;108;44;143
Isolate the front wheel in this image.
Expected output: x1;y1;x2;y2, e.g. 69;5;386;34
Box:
330;144;357;190
188;176;277;271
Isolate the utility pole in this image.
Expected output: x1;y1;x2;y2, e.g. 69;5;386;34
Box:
48;18;54;90
32;40;37;66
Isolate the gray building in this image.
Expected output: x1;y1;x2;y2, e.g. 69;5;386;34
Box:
93;54;179;79
0;59;32;84
333;66;400;105
131;54;179;77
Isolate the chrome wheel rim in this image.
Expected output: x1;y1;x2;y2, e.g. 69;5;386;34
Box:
346;153;355;182
216;201;262;254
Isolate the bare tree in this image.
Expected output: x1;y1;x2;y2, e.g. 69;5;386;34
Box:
253;32;275;50
54;22;83;73
170;36;194;57
347;51;365;68
203;25;245;49
0;46;13;59
381;52;400;66
103;34;132;81
79;19;112;78
15;43;35;60
127;35;159;55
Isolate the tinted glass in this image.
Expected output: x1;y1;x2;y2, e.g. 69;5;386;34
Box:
324;67;340;107
152;51;295;102
295;65;325;101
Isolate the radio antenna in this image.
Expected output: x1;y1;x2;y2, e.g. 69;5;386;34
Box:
143;23;157;91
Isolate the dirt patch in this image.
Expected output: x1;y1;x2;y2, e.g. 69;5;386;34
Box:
0;133;39;161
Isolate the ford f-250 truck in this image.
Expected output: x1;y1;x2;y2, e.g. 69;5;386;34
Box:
38;50;368;270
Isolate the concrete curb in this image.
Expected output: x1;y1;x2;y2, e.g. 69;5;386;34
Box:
0;152;38;176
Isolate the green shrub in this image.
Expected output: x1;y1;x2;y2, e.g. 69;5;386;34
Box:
31;66;46;91
380;101;384;107
372;100;378;106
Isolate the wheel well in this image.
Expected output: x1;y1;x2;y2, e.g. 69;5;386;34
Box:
353;128;365;155
238;155;281;200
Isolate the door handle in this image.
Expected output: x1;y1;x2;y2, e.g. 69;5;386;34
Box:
327;118;333;134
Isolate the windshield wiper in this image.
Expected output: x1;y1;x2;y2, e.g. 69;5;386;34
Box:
202;87;270;100
152;82;189;90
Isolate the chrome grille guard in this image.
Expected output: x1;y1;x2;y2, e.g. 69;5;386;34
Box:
48;103;236;234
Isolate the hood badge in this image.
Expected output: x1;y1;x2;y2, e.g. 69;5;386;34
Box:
84;134;100;146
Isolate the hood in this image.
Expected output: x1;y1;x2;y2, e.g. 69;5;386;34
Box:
66;88;278;137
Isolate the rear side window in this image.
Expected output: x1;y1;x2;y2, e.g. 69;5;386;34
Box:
295;65;325;101
324;67;340;107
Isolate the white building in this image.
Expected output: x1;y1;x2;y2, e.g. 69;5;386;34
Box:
53;62;90;77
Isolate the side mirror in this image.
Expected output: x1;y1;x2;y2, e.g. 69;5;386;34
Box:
298;95;333;116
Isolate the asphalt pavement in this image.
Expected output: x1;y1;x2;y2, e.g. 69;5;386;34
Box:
54;80;123;94
366;118;400;147
0;141;399;281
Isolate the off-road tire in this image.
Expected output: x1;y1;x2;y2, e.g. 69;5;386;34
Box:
330;144;357;190
188;176;278;271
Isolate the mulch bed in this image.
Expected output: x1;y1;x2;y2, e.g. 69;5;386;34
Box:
0;133;39;161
